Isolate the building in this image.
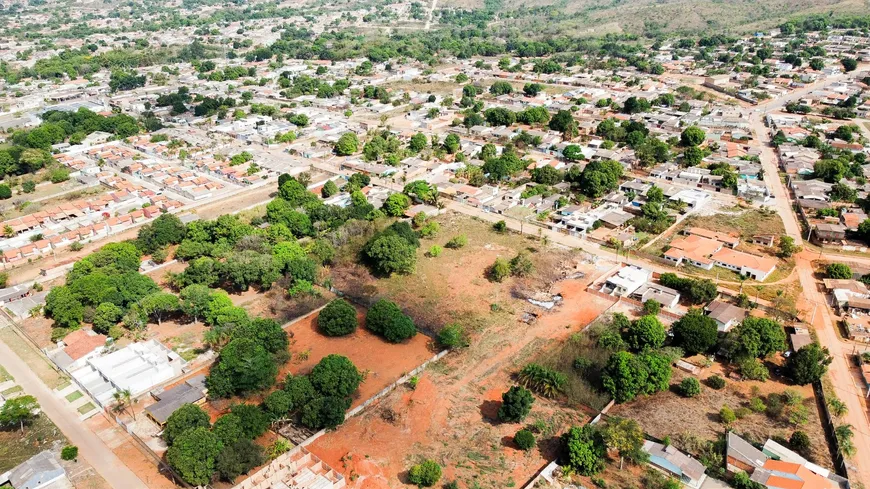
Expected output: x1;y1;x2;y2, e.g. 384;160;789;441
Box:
67;340;186;407
710;248;777;281
642;440;707;489
48;329;108;371
0;451;67;489
705;300;747;332
600;265;653;297
663;229;777;280
725;433;845;489
232;446;345;489
144;375;208;426
813;223;847;243
629;283;681;309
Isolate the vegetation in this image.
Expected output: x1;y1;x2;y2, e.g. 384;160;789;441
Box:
497;386;535;423
318;299;358;337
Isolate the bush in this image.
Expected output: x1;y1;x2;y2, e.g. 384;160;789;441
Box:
515;429;536;450
749;397;766;413
428;245;442;257
408;459;442;487
679;377;701;398
739;358;769;381
445;235;467;249
827;263;852;279
509;252;534;277
61;445;78;461
518;363;566;398
310;354;362;398
487;258;512;282
438;323;466;348
317;299;358;336
498;386;535;422
493;220;507;233
0;184;11;199
707;375;726;389
642;299;661;316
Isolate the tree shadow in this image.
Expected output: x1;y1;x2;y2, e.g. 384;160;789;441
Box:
479;399;501;424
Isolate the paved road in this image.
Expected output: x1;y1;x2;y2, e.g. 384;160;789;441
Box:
795;257;870;485
0;329;148;489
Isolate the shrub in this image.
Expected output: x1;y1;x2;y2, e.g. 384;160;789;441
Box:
317;299;358;336
827;263;852;279
782;389;803;406
428;245;442;257
493;220;507;233
408;459;442;487
642;299;661;316
790;431;811;454
61;445;78;461
707;375;726;389
720;406;736;424
739;358;769;381
509;252;534;277
514;429;536;450
735;407;751;419
679;377;701;398
766;394;784;419
498;386;535;422
445;235;467;249
749;397;766;413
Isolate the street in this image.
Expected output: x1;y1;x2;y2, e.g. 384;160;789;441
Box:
0;328;148;489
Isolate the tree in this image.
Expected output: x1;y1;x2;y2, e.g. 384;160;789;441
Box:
498;386;534;422
827;263;852;279
207;338;277;397
334;132;359;156
317;299;358;337
523;83;543;97
601;351;672;403
215;439;264;481
382;193;411;217
112;389;136;421
138;213;186;253
841;57;858;72
671;309;718;355
364;234;417;275
626;315;666;351
787;343;832;385
44;286;83;329
681;126;706;147
0;184;11;199
61;445;79;461
562;145;584;161
490;81;513;95
166;427;223;486
829;183;857;203
212;413;245;446
720;406;736;425
321;179;339;198
163;403;211;446
577;160;623;198
515;429;536;450
487;258;512;282
408;460;442;487
642;299;661;316
683;146;706;167
92;302;122;334
365;299;417;343
679;377;702;397
230;403;270;439
0;395;38;432
778;236;799;258
727;317;786;359
180;284;211;324
443;133;460;153
139;292;180;325
561;425;605;476
601;417;646;469
310;354;362;398
264;390;293;419
738;357;769;381
790;431;811;455
409;132;428;152
549;110;578;139
300;395;350;429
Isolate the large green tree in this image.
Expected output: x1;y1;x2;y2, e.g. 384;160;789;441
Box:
166;427;223;486
671;308;719;355
787;343;832;385
317;299;358;336
365;299;417;343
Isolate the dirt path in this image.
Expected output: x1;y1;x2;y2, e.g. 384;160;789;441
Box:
794;253;870;486
0;325;147;489
424;0;437;30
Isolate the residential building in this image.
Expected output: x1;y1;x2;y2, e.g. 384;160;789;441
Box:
0;451;67;489
642;440;707;489
600;265;652;297
705;300;747;332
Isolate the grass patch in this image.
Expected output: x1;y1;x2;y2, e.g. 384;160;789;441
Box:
55;379;71;391
77;402;96;415
1;385;23;396
681;208;784;241
0;412;66;472
0;329;63;388
0;365;12;382
65;390;83;402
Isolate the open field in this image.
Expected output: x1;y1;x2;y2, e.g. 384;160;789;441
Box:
310;214;616;488
610;366;834;469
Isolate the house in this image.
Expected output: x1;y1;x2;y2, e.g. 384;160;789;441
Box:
686;227;739;248
629;283;681;309
710;248;777;281
47;329;108;371
705;300;747;332
725;433;845;489
813;223;846;243
144;375;208;426
822;279;869;312
600;265;652;297
751;235;776;247
669;189;711;210
0;451;67;489
642;440;707;489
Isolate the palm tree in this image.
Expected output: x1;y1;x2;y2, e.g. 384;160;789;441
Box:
828;398;848;418
112;389;136;421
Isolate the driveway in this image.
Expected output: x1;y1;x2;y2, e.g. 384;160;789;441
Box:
0;331;148;489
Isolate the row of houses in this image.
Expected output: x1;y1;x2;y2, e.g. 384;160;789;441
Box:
663;227;778;281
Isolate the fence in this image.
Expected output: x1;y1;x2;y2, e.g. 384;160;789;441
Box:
113;414;193;488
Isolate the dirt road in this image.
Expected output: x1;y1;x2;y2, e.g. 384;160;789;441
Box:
0;327;148;489
794;255;870;486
